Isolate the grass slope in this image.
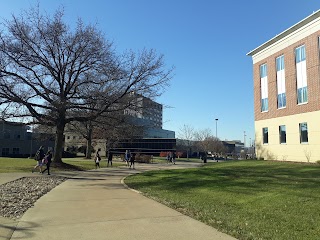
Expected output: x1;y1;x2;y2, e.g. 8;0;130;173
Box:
125;160;320;240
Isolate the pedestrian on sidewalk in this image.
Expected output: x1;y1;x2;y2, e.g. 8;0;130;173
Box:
32;146;45;173
125;150;131;167
130;152;135;169
172;151;176;165
95;148;101;169
166;152;171;164
107;151;113;167
42;150;53;175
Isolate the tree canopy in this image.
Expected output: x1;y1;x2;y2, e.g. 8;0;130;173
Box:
0;7;172;164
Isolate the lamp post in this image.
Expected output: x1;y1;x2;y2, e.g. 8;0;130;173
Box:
215;118;218;138
27;126;33;158
249;137;251;158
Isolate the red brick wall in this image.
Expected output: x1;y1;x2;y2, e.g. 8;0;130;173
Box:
253;30;320;121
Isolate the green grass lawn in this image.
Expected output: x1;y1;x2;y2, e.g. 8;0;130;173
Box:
0;157;125;173
125;160;320;240
151;156;202;164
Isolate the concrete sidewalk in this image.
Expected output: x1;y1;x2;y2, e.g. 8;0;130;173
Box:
2;162;236;240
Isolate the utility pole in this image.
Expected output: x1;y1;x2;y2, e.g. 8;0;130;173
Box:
215;118;218;138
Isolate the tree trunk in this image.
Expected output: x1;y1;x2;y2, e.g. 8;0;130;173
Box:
53;121;66;165
85;127;93;159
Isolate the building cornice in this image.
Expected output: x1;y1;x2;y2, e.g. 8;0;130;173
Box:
247;10;320;57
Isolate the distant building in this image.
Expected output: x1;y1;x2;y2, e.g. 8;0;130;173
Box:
223;140;244;155
124;93;174;138
0;121;54;157
64;94;175;155
110;138;176;155
247;10;320;162
125;93;163;129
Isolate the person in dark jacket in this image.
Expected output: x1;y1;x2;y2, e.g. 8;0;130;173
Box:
32;146;45;173
129;153;135;169
95;148;101;169
107;151;113;167
42;150;53;175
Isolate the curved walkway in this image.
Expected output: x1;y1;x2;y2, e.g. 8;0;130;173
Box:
2;162;236;240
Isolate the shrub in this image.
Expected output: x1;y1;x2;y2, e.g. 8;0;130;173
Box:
176;151;184;158
135;154;151;163
159;151;167;157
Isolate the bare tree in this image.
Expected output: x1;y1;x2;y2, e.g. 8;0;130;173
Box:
194;129;213;154
177;124;195;159
304;148;312;163
194;128;225;157
0;7;172;165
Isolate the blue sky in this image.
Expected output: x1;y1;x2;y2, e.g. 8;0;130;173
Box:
2;1;320;145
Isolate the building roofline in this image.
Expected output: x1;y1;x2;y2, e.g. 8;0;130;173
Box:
247;10;320;57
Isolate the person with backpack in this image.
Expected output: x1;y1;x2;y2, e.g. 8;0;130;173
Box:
107;151;113;167
32;146;45;173
125;150;131;167
95;148;101;169
172;151;176;165
129;152;135;169
41;150;53;175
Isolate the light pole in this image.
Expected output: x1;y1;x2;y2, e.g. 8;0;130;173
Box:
215;118;218;138
27;126;33;158
249;137;251;158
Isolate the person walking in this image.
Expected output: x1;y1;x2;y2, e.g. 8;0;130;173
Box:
166;152;171;164
32;146;45;173
42;150;53;175
95;148;101;169
172;151;176;165
125;150;131;167
129;152;135;169
107;151;113;167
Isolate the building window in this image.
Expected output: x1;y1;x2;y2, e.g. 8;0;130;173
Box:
299;122;308;143
26;132;32;140
67;136;70;139
263;127;268;144
12;148;19;154
2;148;9;156
14;131;21;140
279;125;286;144
276;55;286;108
3;130;10;139
295;45;308;104
260;64;268;112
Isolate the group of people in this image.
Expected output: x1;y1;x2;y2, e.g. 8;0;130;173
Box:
32;146;52;175
166;151;176;164
95;149;135;169
94;149;134;169
125;150;135;169
94;149;113;168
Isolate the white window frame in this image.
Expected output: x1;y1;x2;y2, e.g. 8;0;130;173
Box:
276;55;286;109
295;45;308;104
260;64;268;112
279;125;286;144
262;127;268;144
299;122;308;144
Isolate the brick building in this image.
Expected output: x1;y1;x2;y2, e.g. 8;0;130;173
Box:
247;10;320;162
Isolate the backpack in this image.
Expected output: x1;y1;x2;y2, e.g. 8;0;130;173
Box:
42;156;48;164
34;150;40;161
